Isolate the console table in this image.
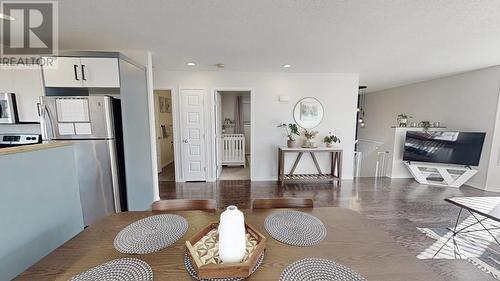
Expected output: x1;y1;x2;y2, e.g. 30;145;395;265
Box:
278;147;342;184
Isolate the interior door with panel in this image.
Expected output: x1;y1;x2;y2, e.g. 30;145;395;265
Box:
180;89;207;181
80;58;120;88
42;57;83;87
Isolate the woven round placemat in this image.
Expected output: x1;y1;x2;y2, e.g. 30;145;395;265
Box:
279;258;366;281
184;252;265;281
70;258;153;281
114;214;188;254
264;210;326;246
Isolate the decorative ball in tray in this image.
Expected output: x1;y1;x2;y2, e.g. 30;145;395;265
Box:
185;217;266;279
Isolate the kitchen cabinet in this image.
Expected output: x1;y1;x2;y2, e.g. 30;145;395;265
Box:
80;58;120;88
42;57;120;88
0;67;44;122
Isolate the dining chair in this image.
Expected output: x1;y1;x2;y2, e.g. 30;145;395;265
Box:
251;198;314;209
151;199;217;211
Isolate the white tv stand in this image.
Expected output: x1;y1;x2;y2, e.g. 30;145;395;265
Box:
404;162;477;188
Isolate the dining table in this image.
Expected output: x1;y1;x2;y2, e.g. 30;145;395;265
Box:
17;207;441;281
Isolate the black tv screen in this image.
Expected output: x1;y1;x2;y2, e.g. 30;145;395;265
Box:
403;131;486;166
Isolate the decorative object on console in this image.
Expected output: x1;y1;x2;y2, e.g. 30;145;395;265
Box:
433;121;441;127
397;113;412;127
302;129;319;148
278;123;300;148
323;132;340;148
410;122;417;127
418;121;431;130
293;97;324;129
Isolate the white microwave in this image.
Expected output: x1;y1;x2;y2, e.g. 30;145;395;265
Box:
0;93;18;124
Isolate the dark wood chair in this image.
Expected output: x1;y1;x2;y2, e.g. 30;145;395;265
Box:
251;198;314;209
151;199;217;211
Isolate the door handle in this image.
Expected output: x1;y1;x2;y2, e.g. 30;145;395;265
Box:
183;139;189;143
81;64;87;81
73;65;80;81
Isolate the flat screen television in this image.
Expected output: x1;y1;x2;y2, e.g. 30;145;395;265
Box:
403;131;486;166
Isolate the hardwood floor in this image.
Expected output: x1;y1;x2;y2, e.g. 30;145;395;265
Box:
159;178;500;281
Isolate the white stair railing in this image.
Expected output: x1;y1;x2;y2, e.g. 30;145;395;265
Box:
222;134;245;167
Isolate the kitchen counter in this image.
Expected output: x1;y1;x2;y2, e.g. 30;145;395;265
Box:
0;140;83;280
0;141;72;156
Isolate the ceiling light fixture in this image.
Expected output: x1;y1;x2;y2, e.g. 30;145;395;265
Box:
357;86;367;129
215;63;225;69
282;64;292;68
186;62;196;67
0;13;15;21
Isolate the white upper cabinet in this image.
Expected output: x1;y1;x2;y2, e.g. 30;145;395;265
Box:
80;58;120;88
42;57;120;88
0;67;44;122
42;57;83;88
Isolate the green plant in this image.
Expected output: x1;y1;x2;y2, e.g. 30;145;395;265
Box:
323;132;340;144
278;123;300;141
397;113;411;119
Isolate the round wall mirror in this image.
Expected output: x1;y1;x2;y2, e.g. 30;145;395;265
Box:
293;97;324;129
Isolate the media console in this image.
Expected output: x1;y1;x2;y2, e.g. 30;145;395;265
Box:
404;162;477;188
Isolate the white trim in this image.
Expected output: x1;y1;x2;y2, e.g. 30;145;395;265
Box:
211;87;255;181
171;87;184;182
146;52;160;201
469;181;487;190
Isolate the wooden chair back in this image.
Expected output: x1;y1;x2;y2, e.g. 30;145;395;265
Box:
151;199;217;211
251;198;314;209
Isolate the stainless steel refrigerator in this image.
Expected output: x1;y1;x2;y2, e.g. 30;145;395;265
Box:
39;96;126;226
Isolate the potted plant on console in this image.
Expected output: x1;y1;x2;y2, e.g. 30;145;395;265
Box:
278;123;300;148
323;132;341;148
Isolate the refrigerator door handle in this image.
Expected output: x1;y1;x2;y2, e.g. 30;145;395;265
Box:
42;104;56;141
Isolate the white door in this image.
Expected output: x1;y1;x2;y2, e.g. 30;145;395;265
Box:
180;89;207;181
215;91;223;178
80;58;120;88
42;57;83;87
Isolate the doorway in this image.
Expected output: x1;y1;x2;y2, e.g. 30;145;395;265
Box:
215;90;251;180
154;90;176;182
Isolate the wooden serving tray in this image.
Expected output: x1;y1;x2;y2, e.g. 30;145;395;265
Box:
185;221;266;279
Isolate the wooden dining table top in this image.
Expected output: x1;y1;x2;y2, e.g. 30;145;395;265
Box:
17;207;441;281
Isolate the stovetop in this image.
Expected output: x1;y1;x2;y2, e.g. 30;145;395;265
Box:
0;134;41;148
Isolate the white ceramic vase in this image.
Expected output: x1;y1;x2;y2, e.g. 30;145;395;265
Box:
218;205;246;263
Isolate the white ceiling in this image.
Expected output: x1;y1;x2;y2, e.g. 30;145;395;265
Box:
57;0;500;92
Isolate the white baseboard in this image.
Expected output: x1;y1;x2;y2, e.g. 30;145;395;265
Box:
466;181;486;190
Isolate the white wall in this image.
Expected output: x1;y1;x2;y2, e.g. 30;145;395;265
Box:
154;71;359;180
359;66;500;190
